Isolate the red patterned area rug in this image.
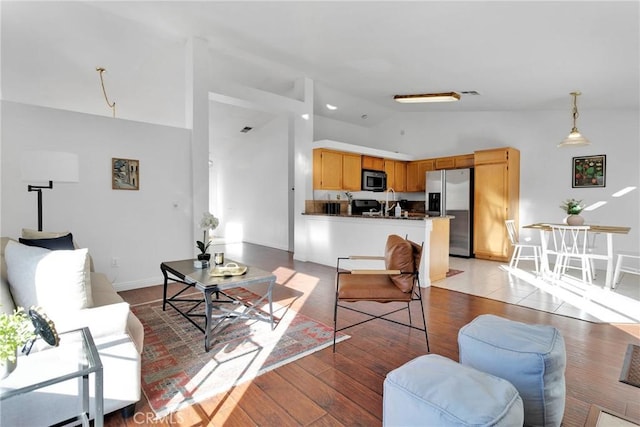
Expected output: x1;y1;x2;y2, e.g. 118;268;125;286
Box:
132;288;349;418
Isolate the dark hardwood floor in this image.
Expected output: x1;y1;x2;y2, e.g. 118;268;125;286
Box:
107;242;640;426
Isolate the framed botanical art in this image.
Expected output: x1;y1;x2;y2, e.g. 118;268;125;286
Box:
572;155;605;188
112;158;139;190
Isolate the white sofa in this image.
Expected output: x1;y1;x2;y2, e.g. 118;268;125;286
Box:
0;234;144;425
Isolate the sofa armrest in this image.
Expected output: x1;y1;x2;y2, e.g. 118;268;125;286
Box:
53;301;130;340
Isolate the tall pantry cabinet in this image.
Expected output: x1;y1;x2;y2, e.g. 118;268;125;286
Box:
473;147;520;262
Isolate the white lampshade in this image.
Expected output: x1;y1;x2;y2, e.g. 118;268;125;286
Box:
21;151;79;183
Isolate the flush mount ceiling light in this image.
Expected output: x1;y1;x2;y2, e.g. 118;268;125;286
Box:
558;91;590;147
326;104;338;110
393;92;461;103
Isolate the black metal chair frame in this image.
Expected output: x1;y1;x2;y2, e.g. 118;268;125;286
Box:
332;253;430;353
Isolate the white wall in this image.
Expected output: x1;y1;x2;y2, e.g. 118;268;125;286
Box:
1;1;187;127
212;112;290;251
367;109;640;253
1;101;193;290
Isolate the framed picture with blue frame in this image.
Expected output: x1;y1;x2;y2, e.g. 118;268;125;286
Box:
572;155;605;188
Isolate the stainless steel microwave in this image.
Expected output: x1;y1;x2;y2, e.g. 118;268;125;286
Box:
361;169;387;192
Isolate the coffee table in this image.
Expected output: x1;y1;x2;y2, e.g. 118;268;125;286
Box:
161;259;276;352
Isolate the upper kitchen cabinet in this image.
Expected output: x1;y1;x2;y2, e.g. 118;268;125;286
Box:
362;155;384;171
454;154;475;168
473;147;520;262
406;160;435;192
434;154;474;170
384;160;407;192
342;152;362;191
435;156;455;170
313;148;361;191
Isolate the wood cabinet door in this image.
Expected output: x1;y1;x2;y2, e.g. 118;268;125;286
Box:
474;162;509;260
454;154;475;168
395;161;407;192
406;162;421;192
384;160;396;190
406;160;433;192
435;157;455;170
316;149;343;190
343;153;362;191
362;155;384;171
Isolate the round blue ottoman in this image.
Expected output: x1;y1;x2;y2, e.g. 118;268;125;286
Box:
458;314;566;427
383;354;524;426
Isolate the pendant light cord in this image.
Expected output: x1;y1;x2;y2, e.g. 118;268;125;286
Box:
96;67;116;118
570;91;580;131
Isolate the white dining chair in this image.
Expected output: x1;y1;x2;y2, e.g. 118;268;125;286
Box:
548;225;594;285
613;253;640;288
505;220;541;273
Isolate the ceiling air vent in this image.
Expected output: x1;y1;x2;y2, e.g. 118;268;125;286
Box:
240;126;253;133
460;91;480;96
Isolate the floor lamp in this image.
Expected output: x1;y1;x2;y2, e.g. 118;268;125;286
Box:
21;151;79;231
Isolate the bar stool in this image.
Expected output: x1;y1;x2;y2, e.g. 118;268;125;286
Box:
613;253;640;288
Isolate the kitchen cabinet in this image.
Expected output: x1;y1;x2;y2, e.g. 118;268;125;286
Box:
312;148;361;190
406;160;435;192
473;147;520;262
454;154;474;168
384;160;407;192
435;157;455;170
395;161;407;192
342;153;362;191
362;155;384;171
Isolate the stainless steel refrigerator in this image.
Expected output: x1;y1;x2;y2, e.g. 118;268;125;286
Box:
426;169;473;257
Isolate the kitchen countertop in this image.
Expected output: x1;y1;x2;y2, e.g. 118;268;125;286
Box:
302;213;452;221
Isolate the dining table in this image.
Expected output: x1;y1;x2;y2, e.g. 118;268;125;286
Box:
523;223;631;290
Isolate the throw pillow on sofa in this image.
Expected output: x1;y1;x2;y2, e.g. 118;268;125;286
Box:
21;228;95;272
4;241;93;318
19;233;75;250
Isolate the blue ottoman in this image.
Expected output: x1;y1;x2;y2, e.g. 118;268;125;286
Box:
383;354;524;426
458;314;566;427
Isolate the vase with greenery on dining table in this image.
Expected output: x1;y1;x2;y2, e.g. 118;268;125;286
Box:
560;198;585;225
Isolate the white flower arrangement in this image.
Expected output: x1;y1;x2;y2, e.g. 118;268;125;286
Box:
197;212;219;255
200;212;219;230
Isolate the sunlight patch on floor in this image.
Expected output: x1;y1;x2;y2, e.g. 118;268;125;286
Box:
501;266;640;322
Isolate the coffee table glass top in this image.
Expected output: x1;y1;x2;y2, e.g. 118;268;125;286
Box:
162;259;276;291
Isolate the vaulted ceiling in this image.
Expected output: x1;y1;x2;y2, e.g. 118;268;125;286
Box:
3;1;639;128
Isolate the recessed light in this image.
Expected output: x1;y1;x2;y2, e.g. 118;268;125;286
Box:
301;113;310;120
326;104;338;110
393;92;460;103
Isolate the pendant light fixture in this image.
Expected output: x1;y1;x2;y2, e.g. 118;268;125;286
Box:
558;91;590;147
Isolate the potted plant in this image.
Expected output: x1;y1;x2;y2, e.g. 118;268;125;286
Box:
0;307;34;379
560;198;585;225
196;212;219;261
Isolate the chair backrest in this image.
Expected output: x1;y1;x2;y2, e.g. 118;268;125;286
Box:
385;235;423;292
550;225;591;256
505;220;518;245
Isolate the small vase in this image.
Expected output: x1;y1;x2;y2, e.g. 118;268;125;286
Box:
1;350;17;379
198;253;211;261
566;214;584;226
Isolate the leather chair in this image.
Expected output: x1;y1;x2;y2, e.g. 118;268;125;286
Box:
333;234;429;352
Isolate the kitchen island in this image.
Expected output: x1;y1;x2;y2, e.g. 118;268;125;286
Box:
302;213;450;286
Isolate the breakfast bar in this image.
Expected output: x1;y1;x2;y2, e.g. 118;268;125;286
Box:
303;213;450;286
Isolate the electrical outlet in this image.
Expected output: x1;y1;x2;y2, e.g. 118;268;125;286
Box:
111;257;119;268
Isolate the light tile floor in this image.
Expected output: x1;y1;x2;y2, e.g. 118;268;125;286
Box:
433;257;640;323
